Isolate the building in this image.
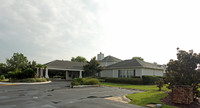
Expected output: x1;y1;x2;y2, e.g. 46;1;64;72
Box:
97;52;122;67
100;58;164;78
37;60;86;80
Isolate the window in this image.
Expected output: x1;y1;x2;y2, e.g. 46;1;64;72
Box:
133;70;136;76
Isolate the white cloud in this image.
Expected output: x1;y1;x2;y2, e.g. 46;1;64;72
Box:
1;0;200;65
0;0;104;63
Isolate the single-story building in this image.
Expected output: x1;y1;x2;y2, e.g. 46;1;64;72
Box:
36;60;86;80
100;58;165;78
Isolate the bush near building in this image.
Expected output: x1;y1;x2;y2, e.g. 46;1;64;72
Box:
71;77;100;86
102;76;166;85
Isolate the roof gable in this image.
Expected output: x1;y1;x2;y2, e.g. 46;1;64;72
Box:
99;55;122;62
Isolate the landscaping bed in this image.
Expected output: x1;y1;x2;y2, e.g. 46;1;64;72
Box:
71;77;100;88
0;78;50;83
161;92;200;108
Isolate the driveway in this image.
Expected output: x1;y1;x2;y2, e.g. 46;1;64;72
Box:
0;81;141;108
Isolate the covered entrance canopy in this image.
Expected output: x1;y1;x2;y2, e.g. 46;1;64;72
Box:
37;60;87;80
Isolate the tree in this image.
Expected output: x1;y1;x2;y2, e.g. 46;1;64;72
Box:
132;57;144;61
0;63;7;75
83;57;103;77
6;53;28;70
71;56;87;63
166;49;200;96
27;60;37;70
36;64;43;78
155;78;164;91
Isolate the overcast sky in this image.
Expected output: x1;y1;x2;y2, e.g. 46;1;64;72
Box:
0;0;200;64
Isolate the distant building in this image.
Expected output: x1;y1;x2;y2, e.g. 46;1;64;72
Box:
97;52;122;67
98;52;165;77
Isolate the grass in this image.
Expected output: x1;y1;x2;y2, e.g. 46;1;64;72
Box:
100;82;175;108
126;91;176;108
100;82;170;91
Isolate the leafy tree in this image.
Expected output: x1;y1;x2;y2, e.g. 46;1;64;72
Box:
27;60;37;70
0;63;7;75
83;57;103;77
71;56;87;63
6;53;28;70
132;57;144;61
166;49;200;96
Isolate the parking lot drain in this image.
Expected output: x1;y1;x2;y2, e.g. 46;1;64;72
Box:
47;94;52;96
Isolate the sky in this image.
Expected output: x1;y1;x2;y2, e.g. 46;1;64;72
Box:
0;0;200;65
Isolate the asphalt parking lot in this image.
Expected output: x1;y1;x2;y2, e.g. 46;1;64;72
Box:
0;81;141;108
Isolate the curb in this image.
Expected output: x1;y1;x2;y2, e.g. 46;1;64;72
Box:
122;95;131;103
0;81;52;85
72;85;100;88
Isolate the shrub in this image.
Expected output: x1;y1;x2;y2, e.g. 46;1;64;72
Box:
142;75;163;85
0;75;5;81
71;77;99;86
8;68;35;79
104;77;143;85
9;78;48;82
22;68;35;78
82;78;100;85
155;78;164;91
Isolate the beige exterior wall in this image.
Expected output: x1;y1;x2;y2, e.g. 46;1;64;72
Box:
100;70;113;77
100;68;164;78
142;68;163;76
113;69;118;78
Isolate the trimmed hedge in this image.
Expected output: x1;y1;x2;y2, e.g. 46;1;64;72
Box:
142;75;165;85
71;77;100;86
104;77;143;85
102;76;166;85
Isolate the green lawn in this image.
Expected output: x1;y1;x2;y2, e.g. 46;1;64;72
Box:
100;82;175;108
126;91;176;108
100;82;170;91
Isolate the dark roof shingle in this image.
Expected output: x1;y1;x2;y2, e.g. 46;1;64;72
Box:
106;59;163;70
44;60;87;70
99;55;122;62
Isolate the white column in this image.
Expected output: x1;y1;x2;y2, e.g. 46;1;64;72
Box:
79;71;82;78
45;68;49;78
40;69;43;77
66;71;68;80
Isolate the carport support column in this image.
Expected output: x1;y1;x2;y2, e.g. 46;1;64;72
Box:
45;68;49;78
66;71;68;80
40;68;43;77
79;71;82;78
